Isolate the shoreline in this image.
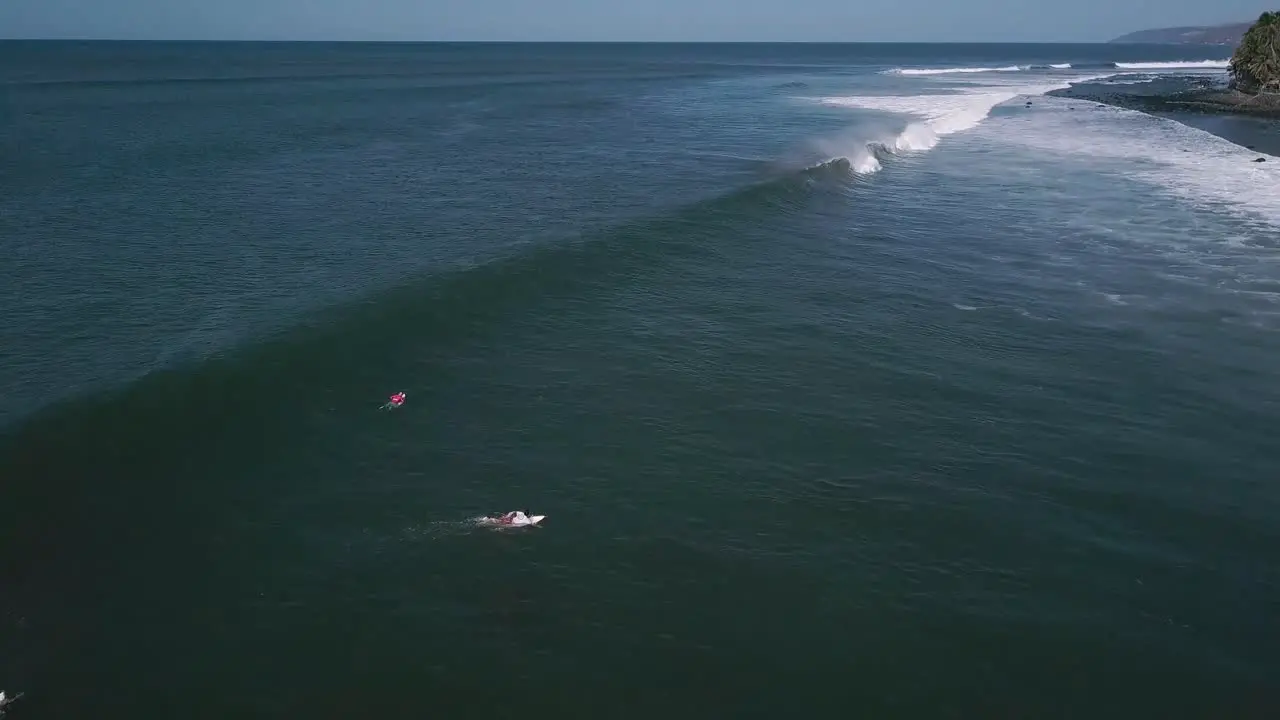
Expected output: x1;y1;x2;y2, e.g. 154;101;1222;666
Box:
1049;81;1280;157
1050;80;1280;119
1133;88;1280;119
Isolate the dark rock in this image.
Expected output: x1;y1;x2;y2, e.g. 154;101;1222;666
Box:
1254;157;1267;162
1048;84;1280;120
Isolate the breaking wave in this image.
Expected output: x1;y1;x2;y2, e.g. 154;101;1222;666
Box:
810;77;1102;174
816;90;1020;172
883;65;1026;76
1114;60;1229;70
881;59;1229;76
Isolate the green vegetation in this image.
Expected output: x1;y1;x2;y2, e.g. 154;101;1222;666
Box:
1229;11;1280;93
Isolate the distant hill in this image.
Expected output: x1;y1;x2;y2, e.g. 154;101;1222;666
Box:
1109;22;1252;45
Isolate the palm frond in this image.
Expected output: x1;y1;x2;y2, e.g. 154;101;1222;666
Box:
1230;11;1280;92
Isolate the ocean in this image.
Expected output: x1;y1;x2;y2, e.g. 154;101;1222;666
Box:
1;41;1278;718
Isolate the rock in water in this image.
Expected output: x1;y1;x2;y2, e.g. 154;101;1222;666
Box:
1254;157;1267;163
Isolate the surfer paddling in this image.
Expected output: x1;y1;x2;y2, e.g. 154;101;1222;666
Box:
484;511;541;527
380;391;406;410
488;511;528;525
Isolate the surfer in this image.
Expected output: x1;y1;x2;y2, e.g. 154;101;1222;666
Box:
381;391;406;410
488;511;529;525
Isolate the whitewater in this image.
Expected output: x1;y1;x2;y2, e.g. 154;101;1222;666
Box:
881;60;1230;75
796;59;1279;230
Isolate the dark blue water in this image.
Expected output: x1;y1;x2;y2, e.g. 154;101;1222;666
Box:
3;42;1279;718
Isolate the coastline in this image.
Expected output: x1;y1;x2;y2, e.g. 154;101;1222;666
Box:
1049;79;1280;157
1156;88;1280;117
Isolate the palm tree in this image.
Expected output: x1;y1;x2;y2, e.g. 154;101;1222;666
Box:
1230;11;1280;93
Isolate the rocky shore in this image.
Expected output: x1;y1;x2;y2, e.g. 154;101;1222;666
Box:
1051;82;1280;120
1151;88;1280;118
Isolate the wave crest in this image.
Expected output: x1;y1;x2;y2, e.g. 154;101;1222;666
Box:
883;65;1025;76
881;59;1228;76
1114;60;1229;70
814;89;1025;173
810;74;1113;174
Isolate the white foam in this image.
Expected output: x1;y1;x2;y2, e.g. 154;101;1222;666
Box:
977;98;1280;226
1114;60;1229;70
822;90;1017;142
814;91;1010;172
812;75;1105;174
883;60;1228;77
883;65;1024;76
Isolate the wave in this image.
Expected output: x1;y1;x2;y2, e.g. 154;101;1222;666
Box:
816;90;1015;172
0;154;855;626
815;90;1022;172
883;65;1025;76
881;60;1229;76
811;77;1101;174
0;157;844;434
1114;60;1229;70
881;64;1073;75
0;160;843;640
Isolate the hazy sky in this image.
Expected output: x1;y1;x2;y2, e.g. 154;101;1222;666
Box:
1;0;1274;42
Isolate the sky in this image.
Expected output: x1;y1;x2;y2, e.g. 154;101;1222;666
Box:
0;0;1275;43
